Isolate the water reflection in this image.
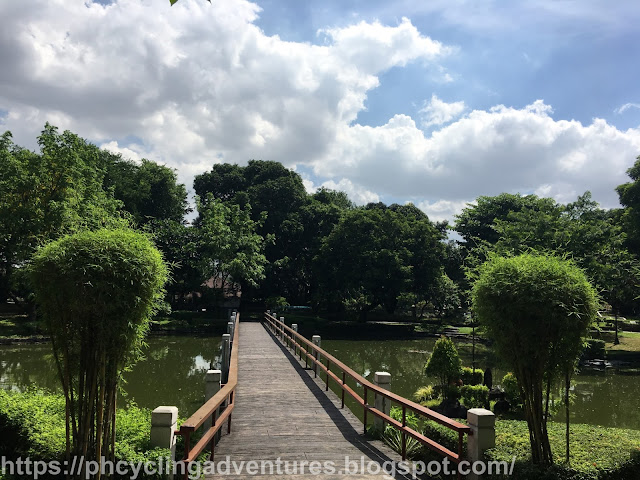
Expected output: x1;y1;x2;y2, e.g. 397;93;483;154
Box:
322;338;640;430
0;336;222;416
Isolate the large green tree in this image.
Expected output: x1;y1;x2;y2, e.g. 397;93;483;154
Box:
104;155;189;225
0;125;123;303
315;204;443;319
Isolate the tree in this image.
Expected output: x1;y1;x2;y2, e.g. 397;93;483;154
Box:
472;254;598;464
0;125;123;303
198;195;267;296
315;205;443;318
29;229;168;479
616;155;640;254
424;336;462;400
104;155;189;225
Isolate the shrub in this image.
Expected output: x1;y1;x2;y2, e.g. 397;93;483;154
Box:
460;366;484;385
424;336;462;399
501;372;521;406
422;419;467;459
0;390;171;479
413;385;438;403
472;254;598;464
382;406;422;458
266;296;289;310
29;228;169;469
583;339;606;359
460;385;489;409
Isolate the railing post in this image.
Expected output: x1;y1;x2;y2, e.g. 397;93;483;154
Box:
292;324;298;355
373;372;391;433
467;408;496;479
221;334;231;383
312;335;321;377
204;370;222;439
279;316;285;343
227;321;234;339
151;406;178;479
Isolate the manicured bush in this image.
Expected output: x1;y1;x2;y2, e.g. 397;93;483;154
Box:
424;336;462;399
460;366;484;385
29;228;169;469
501;372;521;406
460;384;489;409
473;254;598;464
0;390;171;479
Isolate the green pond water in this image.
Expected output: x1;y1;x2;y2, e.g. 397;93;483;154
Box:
1;333;639;429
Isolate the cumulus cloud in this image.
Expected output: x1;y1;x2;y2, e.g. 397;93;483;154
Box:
1;0;639;224
320;178;379;205
318;100;640;216
416;199;470;223
420;94;466;127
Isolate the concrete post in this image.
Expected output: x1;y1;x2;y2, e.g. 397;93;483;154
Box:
221;334;231;383
292;324;298;332
279;316;285;340
204;370;222;441
373;372;391;432
312;335;321;376
227;321;234;339
467;408;496;479
151;406;177;478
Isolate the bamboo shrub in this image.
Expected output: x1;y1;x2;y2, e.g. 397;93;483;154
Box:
472;253;597;465
29;229;168;479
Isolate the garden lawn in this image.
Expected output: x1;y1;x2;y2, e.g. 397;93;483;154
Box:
487;420;640;480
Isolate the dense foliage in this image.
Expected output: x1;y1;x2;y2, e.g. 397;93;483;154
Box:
0;390;172;480
472;254;598;464
424;336;462;398
29;229;168;479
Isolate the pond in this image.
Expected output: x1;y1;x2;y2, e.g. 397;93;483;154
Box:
0;336;222;415
320;338;640;430
1;332;639;429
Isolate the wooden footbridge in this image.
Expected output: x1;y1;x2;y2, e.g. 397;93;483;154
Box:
151;313;494;479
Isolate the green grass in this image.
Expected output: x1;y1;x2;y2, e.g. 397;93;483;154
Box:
486;420;640;479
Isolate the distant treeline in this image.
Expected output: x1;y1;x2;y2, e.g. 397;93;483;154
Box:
2;124;640;317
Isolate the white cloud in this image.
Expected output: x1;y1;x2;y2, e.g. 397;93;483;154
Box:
99;141;145;163
416;199;469;223
320;178;379;205
615;103;640;114
420;94;465;127
1;1;639;226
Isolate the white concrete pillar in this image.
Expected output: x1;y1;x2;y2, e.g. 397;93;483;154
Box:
151;406;177;478
204;370;221;430
467;408;496;479
227;321;234;338
292;324;298;332
312;335;321;347
312;335;321;376
373;372;391;432
221;334;231;383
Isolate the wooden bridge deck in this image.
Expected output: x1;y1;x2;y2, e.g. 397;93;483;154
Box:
211;321;410;479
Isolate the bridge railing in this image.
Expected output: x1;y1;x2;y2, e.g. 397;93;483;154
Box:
175;313;240;465
264;312;471;464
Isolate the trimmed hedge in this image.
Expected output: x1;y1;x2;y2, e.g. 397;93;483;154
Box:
0;390;172;479
460;384;489;408
460;366;484;386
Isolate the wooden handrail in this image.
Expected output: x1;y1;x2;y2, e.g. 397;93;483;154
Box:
264;312;470;464
176;313;240;466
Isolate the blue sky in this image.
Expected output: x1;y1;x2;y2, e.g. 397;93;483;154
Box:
1;0;639;221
